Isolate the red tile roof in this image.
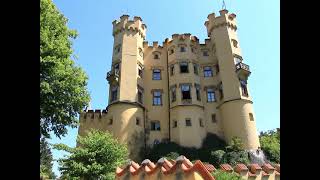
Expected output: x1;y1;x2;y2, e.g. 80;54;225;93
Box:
116;156;215;180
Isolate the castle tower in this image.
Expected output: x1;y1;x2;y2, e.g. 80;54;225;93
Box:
205;10;260;149
106;15;147;160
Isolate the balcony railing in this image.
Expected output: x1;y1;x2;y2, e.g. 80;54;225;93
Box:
106;70;119;82
235;62;250;72
235;62;251;79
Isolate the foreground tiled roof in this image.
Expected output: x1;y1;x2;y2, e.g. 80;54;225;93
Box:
116;155;215;180
115;156;280;180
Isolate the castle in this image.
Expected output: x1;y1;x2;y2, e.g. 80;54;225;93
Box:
78;9;260;160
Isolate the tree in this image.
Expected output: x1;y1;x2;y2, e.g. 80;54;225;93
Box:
259;128;280;163
40;137;56;179
54;129;129;180
40;0;90;138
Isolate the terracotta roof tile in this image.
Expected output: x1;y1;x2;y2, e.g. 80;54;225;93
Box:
275;164;280;173
262;163;275;174
262;171;269;176
234;163;248;173
220;164;233;172
248;164;262;174
204;163;216;172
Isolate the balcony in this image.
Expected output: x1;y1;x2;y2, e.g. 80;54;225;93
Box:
106;70;119;83
235;62;251;80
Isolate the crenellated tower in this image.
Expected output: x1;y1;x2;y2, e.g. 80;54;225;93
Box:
205;9;260;149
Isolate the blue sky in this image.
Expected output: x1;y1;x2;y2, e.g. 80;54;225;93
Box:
48;0;279;176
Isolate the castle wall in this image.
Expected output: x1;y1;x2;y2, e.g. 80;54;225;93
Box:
142;42;170;146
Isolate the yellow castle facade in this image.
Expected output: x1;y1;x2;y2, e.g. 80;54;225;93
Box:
78;9;260;160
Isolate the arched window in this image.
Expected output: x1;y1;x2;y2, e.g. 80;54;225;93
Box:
231;39;238;48
139;48;143;57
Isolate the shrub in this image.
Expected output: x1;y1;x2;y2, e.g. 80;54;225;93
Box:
212;169;243;180
210;150;226;167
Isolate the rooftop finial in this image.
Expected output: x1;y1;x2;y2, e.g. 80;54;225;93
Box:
222;0;227;10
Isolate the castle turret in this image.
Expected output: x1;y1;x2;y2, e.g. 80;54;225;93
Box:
105;15;147;160
205;10;260;149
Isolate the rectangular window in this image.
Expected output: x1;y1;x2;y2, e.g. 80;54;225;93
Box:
152;69;161;80
193;64;198;75
181;85;191;100
240;80;249;97
109;119;113;125
154;54;159;59
153;91;162;105
138;67;143;78
180;62;189;73
173;120;177;128
249;113;254;121
171;87;176;102
138;90;143;104
195;85;201;101
203;51;209;56
207;88;216;102
185;119;192;126
212;114;217;123
151;121;161;131
199;118;204;127
136;118;140;125
114;63;120;75
170;65;175;76
180;46;186;52
204;66;213;77
111;86;118;102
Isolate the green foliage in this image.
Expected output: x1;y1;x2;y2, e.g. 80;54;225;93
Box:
40;0;90;138
221;150;250;167
226;137;245;152
143;133;226;163
212;169;243;180
54;129;129;180
165;152;180;160
259;128;280;163
210;150;226;167
40;137;56;179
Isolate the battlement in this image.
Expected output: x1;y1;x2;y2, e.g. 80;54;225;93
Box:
204;9;238;36
112;15;147;39
162;33;200;47
80;109;108;121
143;41;164;49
